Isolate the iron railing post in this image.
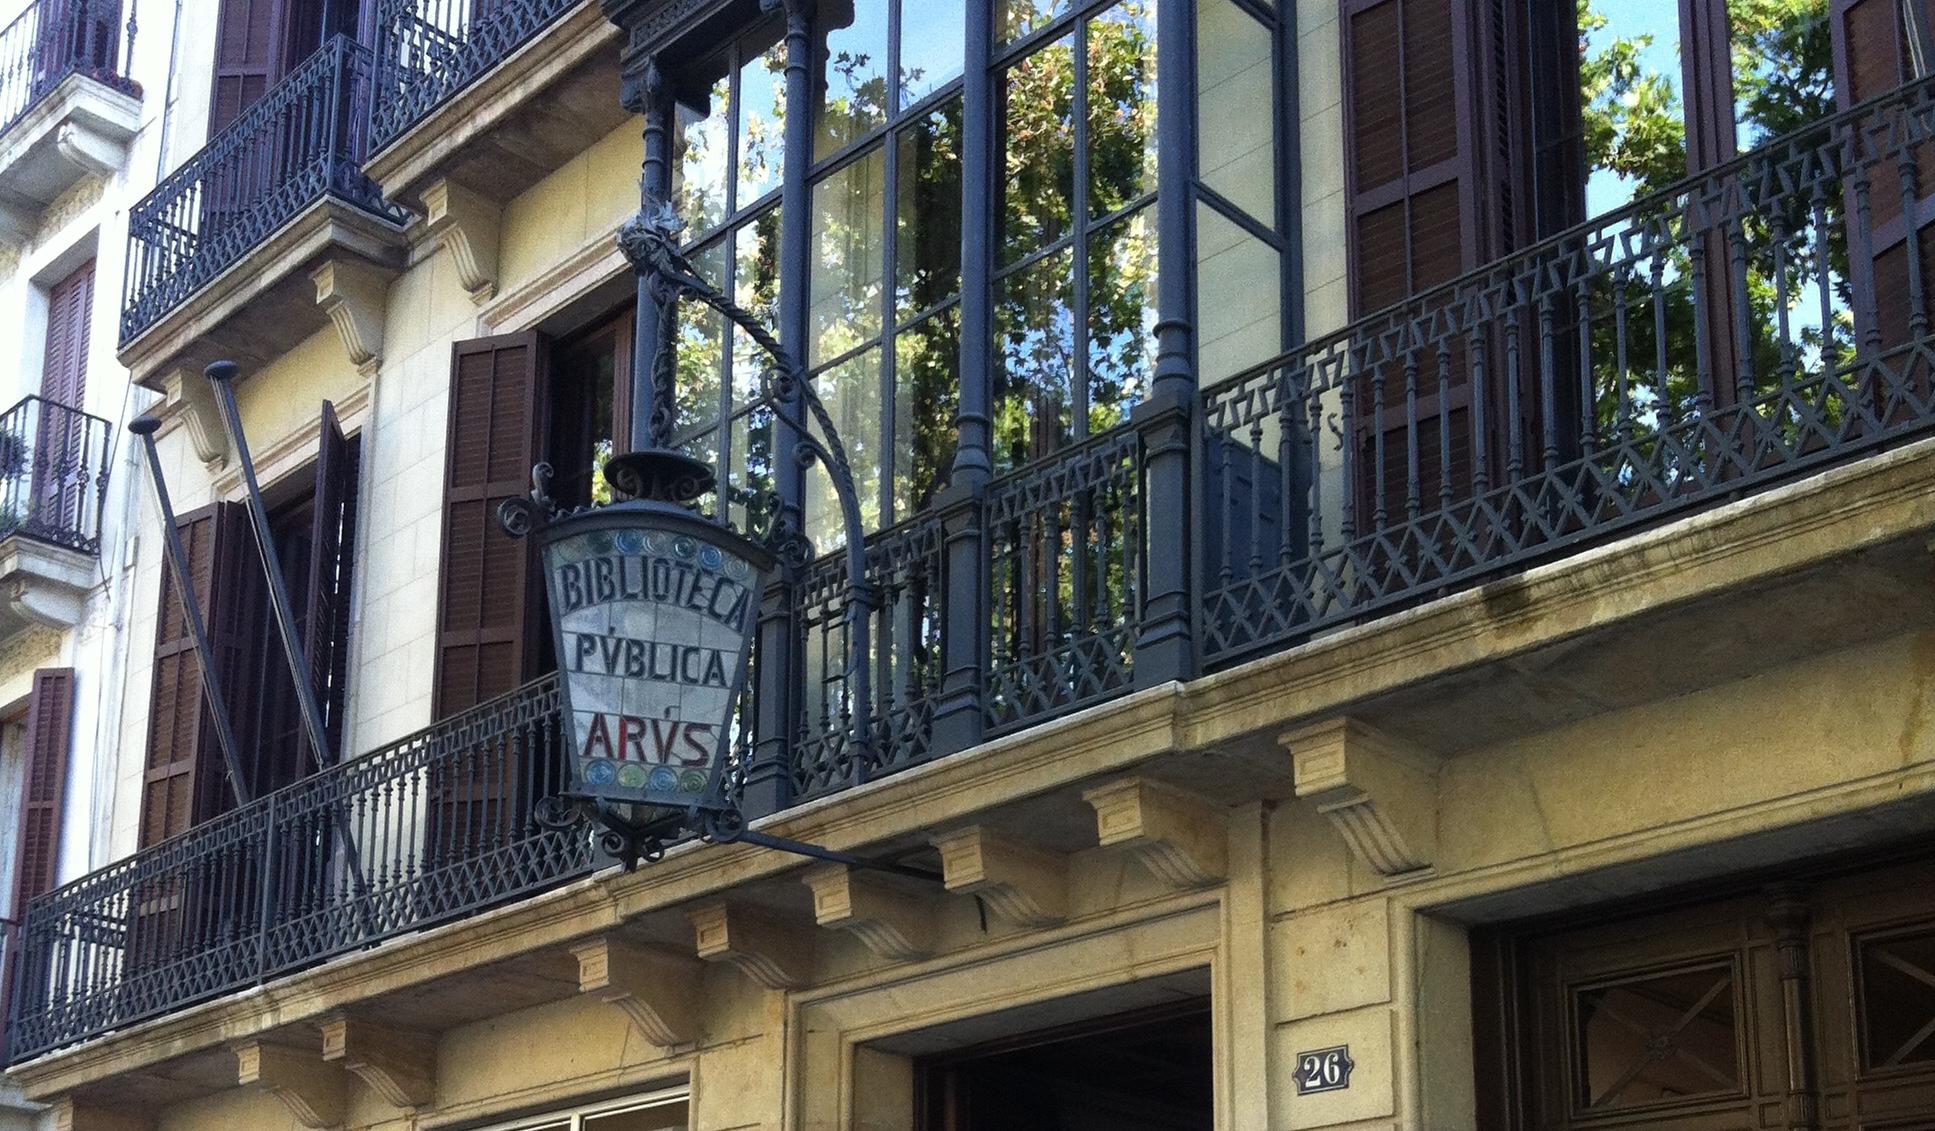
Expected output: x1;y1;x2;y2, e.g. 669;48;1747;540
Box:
254;800;278;981
1132;0;1200;687
929;482;986;755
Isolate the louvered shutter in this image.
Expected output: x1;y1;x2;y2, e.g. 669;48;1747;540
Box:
429;333;548;871
433;333;549;717
13;668;73;904
303;402;358;765
1835;0;1935;367
210;0;282;135
1342;0;1492;529
141;502;261;844
35;260;93;538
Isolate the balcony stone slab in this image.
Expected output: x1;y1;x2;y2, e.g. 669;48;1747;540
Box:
0;535;95;639
0;74;137;243
363;2;630;211
117;199;407;391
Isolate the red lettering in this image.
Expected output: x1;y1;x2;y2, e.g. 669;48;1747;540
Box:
581;713;613;761
649;718;680;762
617;716;649;762
680;724;714;766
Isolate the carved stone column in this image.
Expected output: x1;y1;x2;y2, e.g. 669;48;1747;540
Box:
1765;883;1819;1131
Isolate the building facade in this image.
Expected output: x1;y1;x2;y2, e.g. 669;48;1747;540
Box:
0;0;1931;1128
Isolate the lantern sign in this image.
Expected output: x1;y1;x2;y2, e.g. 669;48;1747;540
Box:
538;500;770;813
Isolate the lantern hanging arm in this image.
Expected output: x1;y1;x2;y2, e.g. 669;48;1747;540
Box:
617;199;880;768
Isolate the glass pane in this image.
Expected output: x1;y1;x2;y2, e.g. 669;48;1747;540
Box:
679;426;723;518
807;346;885;543
728;405;777;533
737;25;789;207
999;0;1073;44
899;0;965;107
1000;33;1076;265
1573;963;1740;1111
1859;926;1935;1070
994;246;1076;469
1087;0;1158;218
810;147;889;367
1196;203;1281;386
1730;0;1830;153
675;70;731;235
818;0;891;159
1087;205;1156;434
895;305;960;516
732;208;784;413
583;1100;689;1130
1197;0;1275;222
676;239;729;435
896;99;964;321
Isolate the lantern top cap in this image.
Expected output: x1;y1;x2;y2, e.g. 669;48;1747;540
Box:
604;448;716;505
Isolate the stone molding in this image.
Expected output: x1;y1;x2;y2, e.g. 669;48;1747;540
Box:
570;935;704;1046
1283;717;1441;877
318;1013;435;1111
800;864;934;961
931;826;1067;928
1082;777;1228;889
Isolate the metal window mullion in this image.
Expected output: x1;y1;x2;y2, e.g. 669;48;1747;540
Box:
880;122;902;526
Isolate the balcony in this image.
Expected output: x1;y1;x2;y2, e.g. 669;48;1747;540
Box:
0;395;110;638
362;0;627;210
17;69;1935;1071
117;36;407;384
0;0;139;240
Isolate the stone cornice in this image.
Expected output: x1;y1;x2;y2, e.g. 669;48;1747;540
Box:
16;437;1935;1098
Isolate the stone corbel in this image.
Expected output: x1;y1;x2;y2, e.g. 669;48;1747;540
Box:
571;935;704;1046
1082;778;1228;889
310;258;392;376
687;901;810;990
157;361;230;468
233;1040;347;1129
1283;717;1441;878
931;826;1067;928
801;863;935;962
55;120;128;179
51;1099;151;1131
318;1013;435;1111
423;177;502;303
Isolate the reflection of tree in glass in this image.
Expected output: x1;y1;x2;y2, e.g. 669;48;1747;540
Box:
995;2;1157;469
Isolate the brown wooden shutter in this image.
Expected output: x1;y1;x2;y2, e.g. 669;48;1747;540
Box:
1835;0;1935;363
14;668;73;904
141;502;261;844
210;0;282;134
35;260;94;536
39;260;90;410
433;332;549;719
1342;0;1494;525
304;402;358;764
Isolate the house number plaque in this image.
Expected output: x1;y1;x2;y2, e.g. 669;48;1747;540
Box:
1294;1045;1355;1095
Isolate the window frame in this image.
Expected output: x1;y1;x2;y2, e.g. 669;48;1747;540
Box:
467;1085;692;1131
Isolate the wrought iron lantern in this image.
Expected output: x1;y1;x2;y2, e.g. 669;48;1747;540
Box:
503;445;771;865
502;201;909;874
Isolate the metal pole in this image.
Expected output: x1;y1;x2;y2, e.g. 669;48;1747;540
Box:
203;362;336;773
128;416;253;807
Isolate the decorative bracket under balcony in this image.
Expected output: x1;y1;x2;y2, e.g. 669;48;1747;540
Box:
687;901;810;990
1282;718;1441;879
931;826;1068;928
422;177;501;303
310;257;393;376
571;935;704;1046
801;863;935;962
232;1040;347;1130
317;1014;435;1112
0;75;138;247
154;361;230;468
51;1098;151;1131
1082;778;1228;889
0;535;95;637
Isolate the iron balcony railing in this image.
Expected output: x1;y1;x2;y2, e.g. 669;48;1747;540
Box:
0;0;136;140
1201;73;1935;666
0;395;111;556
119;35;407;345
6;674;585;1062
368;0;581;154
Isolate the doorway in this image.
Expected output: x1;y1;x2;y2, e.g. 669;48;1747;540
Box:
916;1002;1213;1131
1477;853;1935;1128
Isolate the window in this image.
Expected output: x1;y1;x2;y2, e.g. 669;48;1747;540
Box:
994;0;1157;470
474;1088;689;1131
